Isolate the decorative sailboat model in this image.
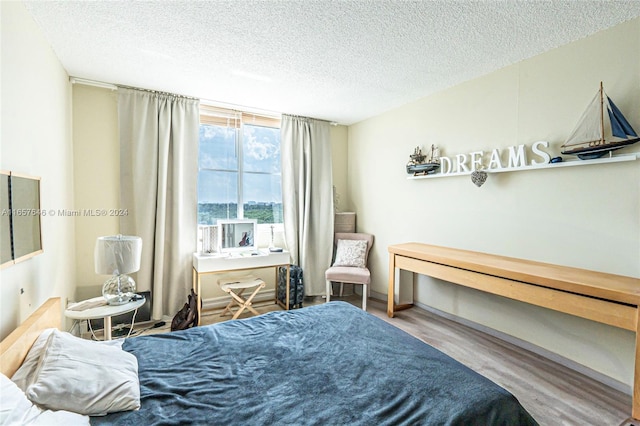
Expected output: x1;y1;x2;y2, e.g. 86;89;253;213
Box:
561;82;639;160
406;144;440;175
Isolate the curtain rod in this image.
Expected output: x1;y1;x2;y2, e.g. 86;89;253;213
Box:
200;99;281;120
69;76;117;91
69;76;340;125
281;114;337;126
69;76;198;100
69;76;277;116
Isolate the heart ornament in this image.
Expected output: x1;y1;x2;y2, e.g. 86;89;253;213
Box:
471;170;488;187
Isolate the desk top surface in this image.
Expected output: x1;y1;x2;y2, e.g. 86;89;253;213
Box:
389;242;640;305
193;249;290;272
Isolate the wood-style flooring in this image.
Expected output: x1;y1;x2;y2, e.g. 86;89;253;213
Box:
364;298;636;426
136;295;637;426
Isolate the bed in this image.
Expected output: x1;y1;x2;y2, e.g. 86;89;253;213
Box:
1;297;538;425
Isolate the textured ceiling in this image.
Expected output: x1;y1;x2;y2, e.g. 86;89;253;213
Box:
23;1;640;125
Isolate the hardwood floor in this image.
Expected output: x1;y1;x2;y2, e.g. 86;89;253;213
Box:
364;299;636;426
137;295;638;426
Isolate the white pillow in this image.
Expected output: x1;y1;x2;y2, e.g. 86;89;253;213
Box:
24;329;140;416
1;373;89;426
332;239;368;268
11;328;55;392
12;328;123;392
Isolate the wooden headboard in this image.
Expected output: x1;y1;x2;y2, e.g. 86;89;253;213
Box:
0;297;61;377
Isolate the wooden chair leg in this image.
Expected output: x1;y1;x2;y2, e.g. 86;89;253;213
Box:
228;290;248;319
221;288;246;317
362;284;367;311
326;280;332;302
220;281;266;319
229;282;265;319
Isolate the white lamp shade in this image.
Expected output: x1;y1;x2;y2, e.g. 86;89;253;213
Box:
95;235;142;275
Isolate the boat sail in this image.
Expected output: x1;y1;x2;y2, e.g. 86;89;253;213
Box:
561;82;639;160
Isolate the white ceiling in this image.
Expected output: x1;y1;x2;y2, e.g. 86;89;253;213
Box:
23;1;640;125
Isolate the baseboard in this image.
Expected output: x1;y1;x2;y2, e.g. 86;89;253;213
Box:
417;301;632;396
368;290;631;396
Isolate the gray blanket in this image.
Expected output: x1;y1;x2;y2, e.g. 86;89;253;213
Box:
92;301;537;425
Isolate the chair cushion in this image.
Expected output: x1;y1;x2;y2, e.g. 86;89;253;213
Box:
325;266;371;284
219;276;265;291
332;239;367;268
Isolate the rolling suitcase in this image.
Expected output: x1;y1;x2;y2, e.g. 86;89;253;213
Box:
277;265;304;309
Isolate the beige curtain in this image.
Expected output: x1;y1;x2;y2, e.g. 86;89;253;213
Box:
118;88;200;319
281;115;334;296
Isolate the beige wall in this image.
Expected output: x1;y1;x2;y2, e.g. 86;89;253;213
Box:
71;88;352;304
348;18;640;388
72;85;121;299
331;125;349;212
0;2;75;339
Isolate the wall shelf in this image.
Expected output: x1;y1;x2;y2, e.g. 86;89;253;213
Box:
407;153;639;180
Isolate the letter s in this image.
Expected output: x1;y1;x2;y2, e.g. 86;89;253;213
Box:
531;141;551;165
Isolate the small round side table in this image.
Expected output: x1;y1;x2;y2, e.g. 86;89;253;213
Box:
65;296;145;340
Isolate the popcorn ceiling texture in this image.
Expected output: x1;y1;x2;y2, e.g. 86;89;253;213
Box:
23;1;640;125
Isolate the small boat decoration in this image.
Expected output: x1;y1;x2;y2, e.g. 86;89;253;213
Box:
407;144;441;175
561;82;639;160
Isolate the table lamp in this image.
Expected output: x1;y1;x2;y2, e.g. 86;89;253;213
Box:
95;235;142;305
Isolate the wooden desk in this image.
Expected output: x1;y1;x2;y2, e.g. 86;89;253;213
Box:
192;250;290;324
387;242;640;419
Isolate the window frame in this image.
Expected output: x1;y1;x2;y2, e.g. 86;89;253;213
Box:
198;104;283;227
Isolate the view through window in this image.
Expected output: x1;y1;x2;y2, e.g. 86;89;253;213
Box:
197;107;282;226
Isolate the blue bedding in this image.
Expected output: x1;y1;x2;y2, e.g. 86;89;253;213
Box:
92;302;537;425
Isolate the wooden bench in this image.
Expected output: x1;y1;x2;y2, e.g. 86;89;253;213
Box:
387;242;640;419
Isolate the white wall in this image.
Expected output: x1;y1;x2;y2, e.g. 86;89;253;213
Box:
0;2;75;340
348;18;640;388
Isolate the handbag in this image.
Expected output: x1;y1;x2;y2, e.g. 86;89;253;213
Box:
170;289;199;331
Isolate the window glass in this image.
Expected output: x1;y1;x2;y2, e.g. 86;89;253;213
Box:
197;170;238;224
197;114;282;226
199;125;237;170
242;125;281;173
242;172;283;224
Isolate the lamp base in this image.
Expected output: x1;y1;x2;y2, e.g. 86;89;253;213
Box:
102;274;136;305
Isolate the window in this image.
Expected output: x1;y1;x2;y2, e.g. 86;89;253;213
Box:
197;105;283;226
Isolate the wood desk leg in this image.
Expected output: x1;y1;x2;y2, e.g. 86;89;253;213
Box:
388;254;395;318
192;267;196;293
633;307;640;420
286;265;290;310
274;267;278;305
193;267;202;326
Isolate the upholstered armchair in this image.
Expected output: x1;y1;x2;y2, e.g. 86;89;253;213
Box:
325;232;374;311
